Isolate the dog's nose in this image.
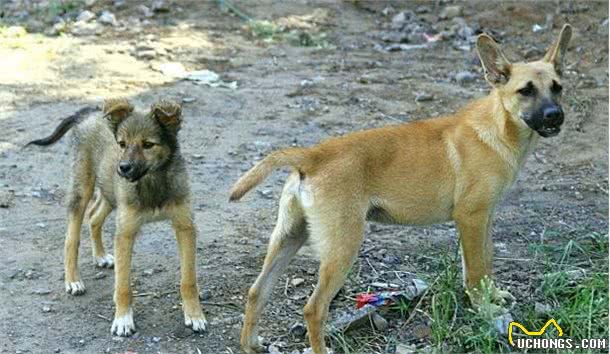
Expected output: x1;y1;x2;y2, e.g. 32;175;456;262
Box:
118;162;133;174
543;106;564;124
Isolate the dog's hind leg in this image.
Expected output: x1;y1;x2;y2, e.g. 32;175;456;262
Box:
241;175;308;354
88;194;113;268
303;205;366;354
171;204;207;333
64;153;95;295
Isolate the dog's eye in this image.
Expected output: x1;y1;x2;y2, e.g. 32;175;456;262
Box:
142;142;155;149
517;82;535;97
118;141;126;149
551;81;562;94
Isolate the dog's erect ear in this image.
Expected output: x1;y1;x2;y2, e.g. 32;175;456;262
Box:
151;100;182;131
543;24;572;75
476;34;512;86
103;98;133;130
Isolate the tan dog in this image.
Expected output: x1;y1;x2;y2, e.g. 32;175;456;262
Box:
230;25;572;354
27;99;206;336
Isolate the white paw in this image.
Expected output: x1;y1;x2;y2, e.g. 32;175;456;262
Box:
185;313;207;332
95;254;114;268
65;280;86;295
111;308;135;337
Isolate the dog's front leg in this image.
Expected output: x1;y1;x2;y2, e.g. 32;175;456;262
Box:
455;210;494;300
172;206;207;332
111;209;142;336
455;209;514;313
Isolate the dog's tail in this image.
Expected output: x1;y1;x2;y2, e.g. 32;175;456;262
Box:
229;147;312;202
25;106;97;147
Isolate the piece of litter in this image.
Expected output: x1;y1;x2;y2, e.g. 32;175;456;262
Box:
155;62;186;78
493;312;513;335
185;70;237;89
356;278;427;308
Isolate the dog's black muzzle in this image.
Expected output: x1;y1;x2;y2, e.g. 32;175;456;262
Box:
117;161;149;182
522;102;564;138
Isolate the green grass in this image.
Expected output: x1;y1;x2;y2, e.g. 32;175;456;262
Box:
328;230;608;353
246;20;330;48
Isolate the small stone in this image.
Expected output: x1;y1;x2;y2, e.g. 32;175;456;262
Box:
136;50;157;60
396;343;417;354
94;271;106;279
371;313;388;331
413;324;431;339
71;21;103;36
113;0;125;8
152;336;161;343
99;11;118;26
415;5;430;14
199;289;212;300
172;325;193;338
268;345;282;354
382;255;401;265
455;71;477;84
535;302;552;314
290;278;305;287
138;5;154;18
440;6;462;19
415;93;434;102
258;189;273;199
0;190;13;208
523;47;543;60
42;306;52;313
152;0;170;13
78;339;85;345
182;97;196;103
300;79;315;88
381;6;395;17
47;21;68;36
532;24;545;33
143;269;154;276
77;10;96;22
33;288;52;295
391;11;413;30
289;322;307;337
54;349;61;353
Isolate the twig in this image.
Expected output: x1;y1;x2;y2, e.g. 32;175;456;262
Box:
365;257;379;276
402;274;440;327
495;257;533;262
96;314;111;322
133;290;175;298
284;277;290;297
218;0;252;21
201;301;243;311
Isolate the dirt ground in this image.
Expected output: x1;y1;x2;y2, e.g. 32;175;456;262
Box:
0;1;608;353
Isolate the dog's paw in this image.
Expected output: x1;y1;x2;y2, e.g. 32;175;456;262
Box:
493;288;515;305
65;280;86;295
185;313;207;332
473;301;508;317
241;336;265;354
95;254;114;268
111;309;135;337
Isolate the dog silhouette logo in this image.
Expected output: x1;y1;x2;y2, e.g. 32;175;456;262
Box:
509;319;563;346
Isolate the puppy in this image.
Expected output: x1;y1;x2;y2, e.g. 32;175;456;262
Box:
28;99;206;336
230;25;572;354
